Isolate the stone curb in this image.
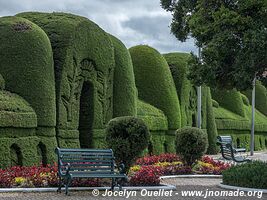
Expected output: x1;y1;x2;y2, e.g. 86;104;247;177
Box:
0;184;176;193
218;183;267;193
160;175;222;179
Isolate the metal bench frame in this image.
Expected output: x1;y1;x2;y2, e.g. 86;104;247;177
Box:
217;136;251;163
55;147;127;195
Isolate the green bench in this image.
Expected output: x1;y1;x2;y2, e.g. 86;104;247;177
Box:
55;147;127;195
217;136;250;163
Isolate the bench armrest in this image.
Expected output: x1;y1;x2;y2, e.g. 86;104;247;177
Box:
58;162;71;177
118;163;126;174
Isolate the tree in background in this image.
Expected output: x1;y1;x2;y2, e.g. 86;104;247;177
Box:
161;0;267;90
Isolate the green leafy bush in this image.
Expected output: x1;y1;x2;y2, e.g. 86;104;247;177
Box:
175;127;208;166
223;161;267;189
106;116;150;173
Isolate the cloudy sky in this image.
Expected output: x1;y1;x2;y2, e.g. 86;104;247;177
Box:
0;0;197;53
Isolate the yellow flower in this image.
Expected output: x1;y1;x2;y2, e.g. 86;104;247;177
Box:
154;161;183;167
130;165;141;172
14;177;27;185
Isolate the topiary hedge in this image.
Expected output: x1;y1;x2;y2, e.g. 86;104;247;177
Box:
223;161;267;189
106;116;150;172
163;52;190;128
109;34;137;118
243;80;267;116
0;16;56;128
18;12;115;148
129;45;181;130
175;127;208;166
164;53;218;154
211;89;245;117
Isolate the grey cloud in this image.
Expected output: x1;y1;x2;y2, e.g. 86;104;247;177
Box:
0;0;196;53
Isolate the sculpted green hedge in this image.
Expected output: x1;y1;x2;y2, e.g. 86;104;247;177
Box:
18;12;115;148
243;81;267;116
164;53;218;154
130;45;181;130
109;34;137;117
164;53;191;127
0;16;56;129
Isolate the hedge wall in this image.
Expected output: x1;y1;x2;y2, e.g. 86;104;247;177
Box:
137;100;168;155
109;34;137;117
129;45;181;130
211;89;245;117
164;52;218;154
163;53;191;127
213;88;267;150
0;16;56;129
18;12;115;148
243;81;267;116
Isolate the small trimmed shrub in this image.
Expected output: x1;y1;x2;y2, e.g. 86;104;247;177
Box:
106;116;150;173
175;127;208;166
223;161;267;189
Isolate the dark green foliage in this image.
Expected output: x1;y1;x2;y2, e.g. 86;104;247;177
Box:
109;34;137;118
137;100;168;155
0;74;5;90
0;136;40;168
137;100;168;131
160;0;198;42
212;100;219;108
162;0;267;90
175;127;208;166
243;81;267;116
240;93;250;106
164;134;176;153
129;45;181;130
0;91;37;128
205;88;218;154
212;89;245;117
106;116;150;172
223;161;267;189
163;52;191;127
0;16;56;127
18;12;115;148
163;53;218;153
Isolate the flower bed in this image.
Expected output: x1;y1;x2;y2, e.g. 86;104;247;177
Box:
0;164;100;188
0;154;231;188
129;154;231;186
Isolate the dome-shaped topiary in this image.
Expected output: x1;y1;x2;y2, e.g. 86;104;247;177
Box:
129;45;181;130
175;127;208;166
106;116;150;172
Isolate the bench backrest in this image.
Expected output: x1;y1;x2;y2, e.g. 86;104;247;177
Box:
55;148;115;175
217;136;233;160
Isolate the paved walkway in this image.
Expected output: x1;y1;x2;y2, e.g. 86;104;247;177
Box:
0;178;265;200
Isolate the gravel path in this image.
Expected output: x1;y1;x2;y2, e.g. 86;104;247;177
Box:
0;178;265;200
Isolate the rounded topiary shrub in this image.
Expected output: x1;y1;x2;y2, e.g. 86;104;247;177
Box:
175;127;208;166
223;161;267;189
106;116;150;173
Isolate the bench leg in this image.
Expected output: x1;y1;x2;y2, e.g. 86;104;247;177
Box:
65;177;72;196
111;178;115;191
57;177;62;193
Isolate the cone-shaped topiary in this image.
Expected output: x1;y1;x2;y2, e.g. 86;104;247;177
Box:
106;116;150;173
175;127;208;166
